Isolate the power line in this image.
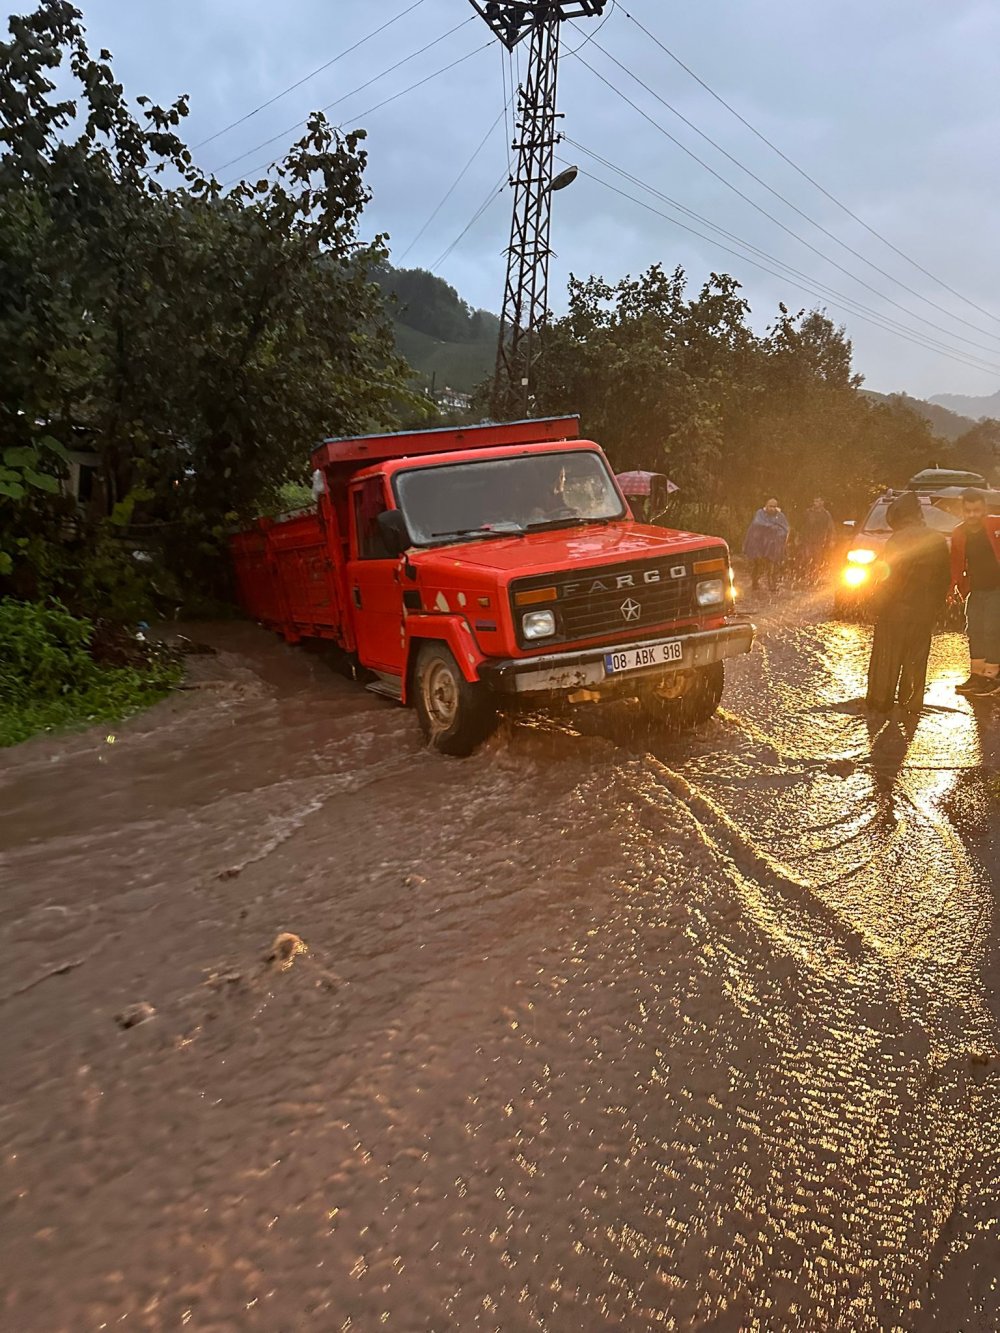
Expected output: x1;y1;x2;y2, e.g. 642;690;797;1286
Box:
574;27;1000;351
222;39;492;189
619;4;1000;330
564;141;1000;375
215;15;477;177
566;157;1000;376
431;173;509;271
566;42;1000;363
563;0;617;54
398;101;511;264
193;0;428;151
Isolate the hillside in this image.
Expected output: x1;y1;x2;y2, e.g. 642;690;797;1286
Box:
392;321;495;394
928;387;1000;421
375;264;498;395
862;390;975;441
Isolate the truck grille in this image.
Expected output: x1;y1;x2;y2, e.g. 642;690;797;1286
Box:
510;549;726;649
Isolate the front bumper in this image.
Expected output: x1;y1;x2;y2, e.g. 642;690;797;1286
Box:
478;619;755;696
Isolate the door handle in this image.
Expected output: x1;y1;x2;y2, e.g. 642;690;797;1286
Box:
352;586;362;609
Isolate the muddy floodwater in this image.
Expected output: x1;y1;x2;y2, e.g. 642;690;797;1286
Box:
2;595;999;1331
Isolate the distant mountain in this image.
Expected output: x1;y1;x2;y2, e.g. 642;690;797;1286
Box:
928;388;1000;421
862;390;975;441
374;264;498;394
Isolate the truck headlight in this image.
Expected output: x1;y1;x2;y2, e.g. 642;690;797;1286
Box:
522;609;556;639
696;578;725;607
847;548;877;564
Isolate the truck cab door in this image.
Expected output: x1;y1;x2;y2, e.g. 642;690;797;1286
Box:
346;476;406;677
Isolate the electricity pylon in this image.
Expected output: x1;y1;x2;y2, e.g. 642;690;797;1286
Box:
469;2;606;419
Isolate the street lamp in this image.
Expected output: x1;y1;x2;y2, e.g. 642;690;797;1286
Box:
551;164;578;192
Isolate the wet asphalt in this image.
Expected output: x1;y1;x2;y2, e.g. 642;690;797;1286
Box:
1;589;998;1331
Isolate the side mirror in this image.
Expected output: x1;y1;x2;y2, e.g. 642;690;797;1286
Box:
377;509;411;557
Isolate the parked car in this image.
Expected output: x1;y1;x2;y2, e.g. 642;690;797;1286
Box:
833;491;973;619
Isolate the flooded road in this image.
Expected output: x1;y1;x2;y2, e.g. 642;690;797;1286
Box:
2;596;998;1331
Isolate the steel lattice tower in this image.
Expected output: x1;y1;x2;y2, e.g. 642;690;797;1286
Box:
469;2;606;419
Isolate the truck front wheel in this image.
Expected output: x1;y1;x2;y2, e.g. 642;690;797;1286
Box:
642;661;725;731
413;642;497;757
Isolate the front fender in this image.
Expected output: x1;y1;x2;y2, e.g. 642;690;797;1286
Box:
402;615;487;703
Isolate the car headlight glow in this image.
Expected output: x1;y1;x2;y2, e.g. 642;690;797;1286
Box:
847;548;877;564
843;565;869;588
522;609;556;639
696;578;725;607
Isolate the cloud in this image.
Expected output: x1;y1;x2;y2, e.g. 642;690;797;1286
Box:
70;0;1000;397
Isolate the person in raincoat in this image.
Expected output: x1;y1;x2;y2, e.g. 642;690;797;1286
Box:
743;498;790;591
865;490;950;715
797;496;836;585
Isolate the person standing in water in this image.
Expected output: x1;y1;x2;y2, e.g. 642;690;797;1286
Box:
743;497;790;591
951;488;1000;696
797;496;836;585
866;491;950;715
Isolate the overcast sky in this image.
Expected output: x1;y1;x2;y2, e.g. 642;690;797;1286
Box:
62;1;1000;398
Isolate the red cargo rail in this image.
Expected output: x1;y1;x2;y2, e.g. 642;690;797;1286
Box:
311;416;579;471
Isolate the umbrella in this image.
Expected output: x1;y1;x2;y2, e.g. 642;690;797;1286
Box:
615;471;679;497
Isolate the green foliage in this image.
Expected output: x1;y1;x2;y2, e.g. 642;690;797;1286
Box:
276;480;315;512
375;265;499;345
952;419;1000;481
533;265;937;525
0;601;180;746
0;1;415;606
0;437;67;502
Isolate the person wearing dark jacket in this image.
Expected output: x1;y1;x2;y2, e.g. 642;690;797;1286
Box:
797;497;836;584
950;488;1000;695
866;491;951;715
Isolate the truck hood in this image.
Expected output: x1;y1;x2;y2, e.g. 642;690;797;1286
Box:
412;522;723;578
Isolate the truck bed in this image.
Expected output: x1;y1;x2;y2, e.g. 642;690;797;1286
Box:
230;509;346;644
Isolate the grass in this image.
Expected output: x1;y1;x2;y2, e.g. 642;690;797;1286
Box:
0;668;180;747
0;601;182;748
393;321;494;394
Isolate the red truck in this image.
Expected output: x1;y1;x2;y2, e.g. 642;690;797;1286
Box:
231;416;754;754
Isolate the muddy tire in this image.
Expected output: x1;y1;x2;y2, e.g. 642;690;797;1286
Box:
413;642;497;757
643;661;725;731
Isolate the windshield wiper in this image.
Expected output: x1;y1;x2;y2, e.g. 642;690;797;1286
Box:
525;515;616;533
430;522;525;541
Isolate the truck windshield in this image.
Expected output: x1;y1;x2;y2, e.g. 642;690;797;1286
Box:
394;450;626;546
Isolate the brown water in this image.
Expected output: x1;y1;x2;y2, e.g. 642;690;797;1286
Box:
1;595;998;1331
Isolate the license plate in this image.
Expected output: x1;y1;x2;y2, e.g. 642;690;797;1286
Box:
604;640;683;674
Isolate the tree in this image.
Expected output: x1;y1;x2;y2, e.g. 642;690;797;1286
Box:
953;419;1000;481
0;1;413;605
532;264;935;535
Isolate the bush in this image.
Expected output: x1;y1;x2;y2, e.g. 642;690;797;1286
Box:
0;601;181;746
